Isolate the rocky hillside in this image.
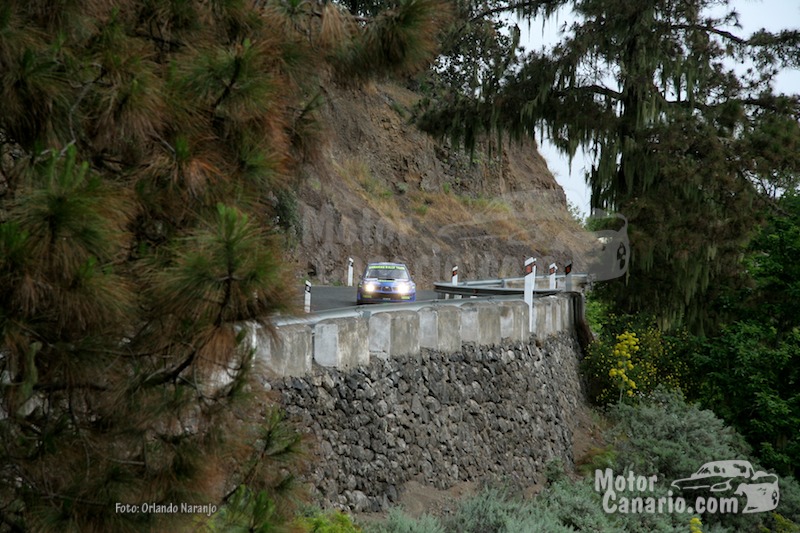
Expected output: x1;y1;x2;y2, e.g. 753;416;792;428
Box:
290;81;591;287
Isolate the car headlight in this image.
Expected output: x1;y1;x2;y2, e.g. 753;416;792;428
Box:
363;282;377;293
396;282;411;295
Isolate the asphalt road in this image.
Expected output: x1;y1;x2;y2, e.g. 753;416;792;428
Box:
310;286;440;312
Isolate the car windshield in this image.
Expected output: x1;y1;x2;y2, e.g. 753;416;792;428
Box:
365;266;409;280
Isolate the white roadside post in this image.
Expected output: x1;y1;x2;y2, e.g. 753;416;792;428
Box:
524;257;536;333
549;263;558;290
304;280;312;313
565;261;573;292
451;265;460;300
347;257;354;287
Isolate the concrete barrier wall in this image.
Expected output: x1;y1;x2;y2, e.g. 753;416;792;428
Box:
369;311;420;360
259;293;578;377
314;318;369;370
419;306;461;353
246;322;313;377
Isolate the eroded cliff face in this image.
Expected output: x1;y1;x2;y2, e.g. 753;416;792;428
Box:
290;82;588;287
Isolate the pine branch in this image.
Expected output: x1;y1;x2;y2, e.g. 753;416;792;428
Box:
141;350;197;388
212;55;243;112
669;23;747;45
466;0;566;22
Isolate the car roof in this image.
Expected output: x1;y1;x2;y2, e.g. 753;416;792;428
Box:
366;262;408;268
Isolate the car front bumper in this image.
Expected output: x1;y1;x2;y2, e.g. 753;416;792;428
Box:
357;291;416;304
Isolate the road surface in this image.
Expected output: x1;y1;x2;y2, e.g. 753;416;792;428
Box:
309;286;440;312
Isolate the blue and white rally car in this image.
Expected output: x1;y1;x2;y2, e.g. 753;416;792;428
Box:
357;262;416;304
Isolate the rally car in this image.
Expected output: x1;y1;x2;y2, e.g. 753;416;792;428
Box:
356;262;416;304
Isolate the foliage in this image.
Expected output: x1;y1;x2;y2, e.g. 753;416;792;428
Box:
692;322;800;478
198;486;284;533
0;0;450;530
582;316;692;405
685;192;800;478
363;508;446;533
416;0;800;332
566;199;586;226
604;389;800;532
604;389;751;481
583;294;610;336
201;489;363;533
324;0;452;82
607;331;640;400
295;509;363;533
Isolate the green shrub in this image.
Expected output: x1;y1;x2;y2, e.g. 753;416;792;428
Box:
442;487;524;533
582;318;692;405
691;322;800;477
362;509;445;533
604;388;800;532
296;509;362;533
584;294;611;335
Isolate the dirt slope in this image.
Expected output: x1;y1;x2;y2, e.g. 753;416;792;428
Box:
290;81;592;287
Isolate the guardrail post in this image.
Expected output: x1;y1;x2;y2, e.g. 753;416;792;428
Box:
524;257;536;333
549;263;558;290
451;265;460;300
565;261;573;292
304;280;312;313
347;257;354;287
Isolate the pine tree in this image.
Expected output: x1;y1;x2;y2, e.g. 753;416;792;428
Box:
0;0;450;530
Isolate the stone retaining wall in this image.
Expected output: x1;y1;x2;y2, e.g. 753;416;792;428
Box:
254;293;579;376
273;331;584;512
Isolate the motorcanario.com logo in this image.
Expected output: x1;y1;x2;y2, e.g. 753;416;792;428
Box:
596;460;780;515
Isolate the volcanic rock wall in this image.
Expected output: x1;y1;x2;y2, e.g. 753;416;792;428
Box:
273;332;584;511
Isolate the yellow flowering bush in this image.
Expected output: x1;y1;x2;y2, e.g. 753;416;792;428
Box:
582;319;691;405
608;331;639;400
689;516;703;533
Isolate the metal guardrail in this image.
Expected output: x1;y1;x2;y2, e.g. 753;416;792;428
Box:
455;274;589;286
434;273;589;298
432;283;560;298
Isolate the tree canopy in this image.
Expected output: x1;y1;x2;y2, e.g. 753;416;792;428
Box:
417;0;800;331
0;0;449;530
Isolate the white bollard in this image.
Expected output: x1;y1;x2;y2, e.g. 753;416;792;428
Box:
347;257;354;287
524;258;536;333
549;263;557;290
452;265;461;299
304;280;312;313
